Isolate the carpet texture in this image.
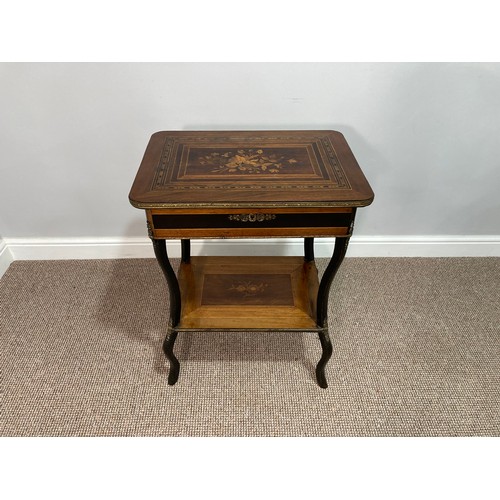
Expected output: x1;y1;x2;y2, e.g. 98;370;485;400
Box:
1;257;499;436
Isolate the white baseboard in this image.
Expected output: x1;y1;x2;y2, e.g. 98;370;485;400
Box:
4;237;312;262
1;235;499;279
346;236;500;257
5;235;500;259
0;239;15;277
5;237;155;261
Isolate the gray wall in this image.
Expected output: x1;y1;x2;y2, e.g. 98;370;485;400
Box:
1;62;499;238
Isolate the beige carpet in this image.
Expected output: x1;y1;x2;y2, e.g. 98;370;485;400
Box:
1;257;499;436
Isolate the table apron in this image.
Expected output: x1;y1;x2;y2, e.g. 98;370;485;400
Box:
147;210;355;238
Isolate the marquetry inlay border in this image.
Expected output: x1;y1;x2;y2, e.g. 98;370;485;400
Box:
150;134;351;192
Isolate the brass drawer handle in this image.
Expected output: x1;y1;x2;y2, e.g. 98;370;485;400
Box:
228;213;276;223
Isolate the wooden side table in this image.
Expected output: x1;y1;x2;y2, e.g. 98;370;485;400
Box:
129;130;374;388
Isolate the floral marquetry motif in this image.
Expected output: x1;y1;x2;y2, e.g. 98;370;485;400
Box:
229;281;269;297
199;149;297;175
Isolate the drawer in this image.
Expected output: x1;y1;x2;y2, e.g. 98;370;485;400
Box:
147;208;355;239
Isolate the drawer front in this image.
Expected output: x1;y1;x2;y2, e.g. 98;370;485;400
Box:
148;209;355;238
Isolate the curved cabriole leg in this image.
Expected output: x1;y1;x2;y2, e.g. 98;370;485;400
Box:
315;236;350;388
316;330;333;389
163;328;180;385
151;238;182;385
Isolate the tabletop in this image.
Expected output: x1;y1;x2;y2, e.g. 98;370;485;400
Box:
129;130;374;209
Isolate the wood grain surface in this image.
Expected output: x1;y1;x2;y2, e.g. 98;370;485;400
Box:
129;130;374;208
177;256;319;330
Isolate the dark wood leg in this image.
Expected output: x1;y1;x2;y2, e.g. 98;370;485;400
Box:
304;237;314;262
316;330;333;389
315;236;350;388
151;238;182;385
163;328;180;385
181;239;191;263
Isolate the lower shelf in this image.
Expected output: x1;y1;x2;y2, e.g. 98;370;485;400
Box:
177;256;319;330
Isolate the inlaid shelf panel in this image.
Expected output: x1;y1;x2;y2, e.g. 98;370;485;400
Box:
177;256;319;330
